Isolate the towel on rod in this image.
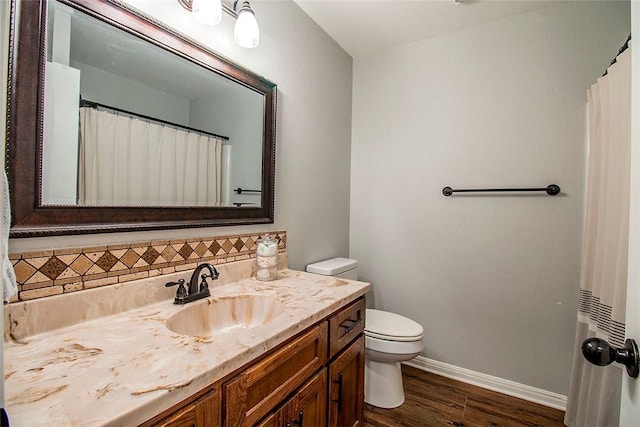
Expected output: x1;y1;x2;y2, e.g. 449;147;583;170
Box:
1;169;17;301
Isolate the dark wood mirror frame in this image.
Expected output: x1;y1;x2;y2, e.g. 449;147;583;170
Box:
6;0;276;237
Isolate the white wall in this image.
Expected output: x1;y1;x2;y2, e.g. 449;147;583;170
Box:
189;87;263;206
8;0;353;272
350;1;630;395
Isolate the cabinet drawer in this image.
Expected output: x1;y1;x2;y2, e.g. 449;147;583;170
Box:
328;298;365;358
224;322;328;427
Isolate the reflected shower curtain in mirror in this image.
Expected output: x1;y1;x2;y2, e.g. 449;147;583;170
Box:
564;47;631;427
78;107;222;206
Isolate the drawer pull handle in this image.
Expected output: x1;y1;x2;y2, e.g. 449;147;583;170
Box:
332;372;343;413
340;318;362;334
291;410;304;426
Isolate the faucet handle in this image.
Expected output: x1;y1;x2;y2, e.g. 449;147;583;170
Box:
199;274;210;292
165;278;187;300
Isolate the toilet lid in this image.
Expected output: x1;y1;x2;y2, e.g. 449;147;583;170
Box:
365;309;424;342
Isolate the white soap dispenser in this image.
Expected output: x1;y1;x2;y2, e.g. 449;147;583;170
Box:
255;234;278;281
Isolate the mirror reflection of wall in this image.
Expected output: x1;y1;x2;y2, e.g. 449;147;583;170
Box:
42;0;264;208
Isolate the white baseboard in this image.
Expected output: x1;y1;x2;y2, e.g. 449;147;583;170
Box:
403;356;567;411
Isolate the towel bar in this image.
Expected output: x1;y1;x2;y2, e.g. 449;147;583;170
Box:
442;184;560;196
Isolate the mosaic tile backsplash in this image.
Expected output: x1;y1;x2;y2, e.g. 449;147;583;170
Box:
9;231;287;302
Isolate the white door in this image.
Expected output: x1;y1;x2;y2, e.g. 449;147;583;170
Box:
619;2;640;424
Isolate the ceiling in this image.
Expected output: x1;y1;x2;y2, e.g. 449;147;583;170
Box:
293;0;562;58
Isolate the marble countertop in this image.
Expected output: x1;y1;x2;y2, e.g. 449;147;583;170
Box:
3;268;370;426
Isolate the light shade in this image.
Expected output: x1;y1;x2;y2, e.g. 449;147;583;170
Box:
234;2;260;48
192;0;222;26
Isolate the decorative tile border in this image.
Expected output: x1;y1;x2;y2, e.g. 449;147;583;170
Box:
8;231;287;302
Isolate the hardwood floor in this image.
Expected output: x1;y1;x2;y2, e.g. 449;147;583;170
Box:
364;365;566;427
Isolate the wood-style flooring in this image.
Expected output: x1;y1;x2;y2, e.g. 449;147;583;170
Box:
364;365;565;427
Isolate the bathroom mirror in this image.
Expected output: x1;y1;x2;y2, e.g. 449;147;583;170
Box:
6;0;277;237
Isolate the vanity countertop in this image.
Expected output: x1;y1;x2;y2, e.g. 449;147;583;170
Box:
3;269;370;426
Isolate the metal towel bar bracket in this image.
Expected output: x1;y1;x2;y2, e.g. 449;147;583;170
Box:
442;184;560;197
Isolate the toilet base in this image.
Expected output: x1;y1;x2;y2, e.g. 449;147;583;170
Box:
364;359;405;408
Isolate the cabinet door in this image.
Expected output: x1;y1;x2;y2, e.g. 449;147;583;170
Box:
255;408;284;427
256;370;327;427
224;323;328;427
288;369;327;427
147;387;221;427
328;335;364;427
158;409;196;427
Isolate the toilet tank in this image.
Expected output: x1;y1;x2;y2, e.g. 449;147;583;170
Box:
306;257;359;280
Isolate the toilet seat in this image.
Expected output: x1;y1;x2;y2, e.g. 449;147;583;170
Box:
365;309;424;342
365;335;423;355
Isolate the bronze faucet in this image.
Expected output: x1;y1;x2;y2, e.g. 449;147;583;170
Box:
165;263;219;305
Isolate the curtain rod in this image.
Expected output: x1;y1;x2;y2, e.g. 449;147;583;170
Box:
603;33;631;77
79;98;230;141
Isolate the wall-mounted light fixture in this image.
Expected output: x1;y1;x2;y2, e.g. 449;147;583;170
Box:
177;0;260;48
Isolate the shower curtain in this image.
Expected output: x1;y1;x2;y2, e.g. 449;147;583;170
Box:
564;47;631;426
78;107;223;206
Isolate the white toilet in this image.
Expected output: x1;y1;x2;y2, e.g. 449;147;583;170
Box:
306;258;424;409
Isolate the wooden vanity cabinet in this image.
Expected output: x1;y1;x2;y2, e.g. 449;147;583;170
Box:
143;297;365;427
226;297;366;427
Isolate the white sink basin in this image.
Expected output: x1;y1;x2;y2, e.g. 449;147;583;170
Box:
165;294;285;337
